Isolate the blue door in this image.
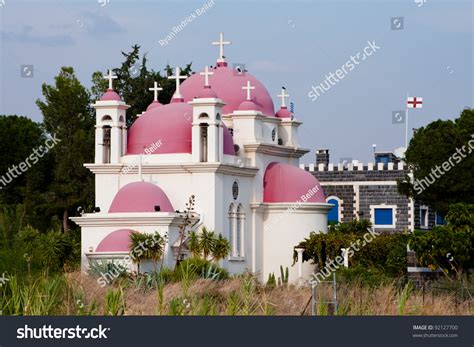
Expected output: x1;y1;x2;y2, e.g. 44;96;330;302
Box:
328;199;339;223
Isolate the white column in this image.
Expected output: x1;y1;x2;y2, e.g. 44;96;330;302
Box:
295;248;305;285
110;125;122;163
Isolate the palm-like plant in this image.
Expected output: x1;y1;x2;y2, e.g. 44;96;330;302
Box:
213;234;231;261
129;232;148;273
198;227;215;259
148;232;165;271
187;231;200;258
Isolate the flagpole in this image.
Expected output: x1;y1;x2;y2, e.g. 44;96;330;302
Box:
405;92;409;149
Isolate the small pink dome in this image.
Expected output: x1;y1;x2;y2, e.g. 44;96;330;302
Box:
238;100;258;111
127;102;235;155
109;181;174;213
100;89;121;101
263;162;325;203
197;86;218;99
276;106;292;118
96;229;133;252
146;101;162;111
181;65;275;117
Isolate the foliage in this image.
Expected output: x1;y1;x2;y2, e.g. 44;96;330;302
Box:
36;66;95;233
129;231;165;272
91;45;193;125
296;223;409;277
279;266;289;286
189;226;231;261
266;273;276;288
409;203;473;274
175;258;229;281
104;287;126;316
0;273;65;315
398;109;474;213
0;116;53;231
328;219;372;234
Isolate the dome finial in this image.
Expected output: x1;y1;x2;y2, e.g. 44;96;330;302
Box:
149;81;163;102
168;66;187;100
103;69;117;90
200;65;214;87
277;87;290;108
212;32;231;63
242;80;255;101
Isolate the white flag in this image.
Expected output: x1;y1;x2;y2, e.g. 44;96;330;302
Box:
407;97;423;109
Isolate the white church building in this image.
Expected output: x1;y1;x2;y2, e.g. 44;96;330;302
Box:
72;33;331;284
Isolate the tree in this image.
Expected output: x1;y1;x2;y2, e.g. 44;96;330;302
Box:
212;234;231;261
36;67;95;233
409;203;473;275
91;45;193;125
398;109;474;213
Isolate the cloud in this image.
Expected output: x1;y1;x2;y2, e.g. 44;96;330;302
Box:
77;11;126;36
1;25;75;47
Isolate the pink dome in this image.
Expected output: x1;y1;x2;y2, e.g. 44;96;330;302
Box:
100;89;121;101
263;162;325;203
109;181;174;213
181;65;275;117
197;86;218;98
96;229;133;252
146;101;162;111
127;102;235;155
238;100;258;111
276;106;292;118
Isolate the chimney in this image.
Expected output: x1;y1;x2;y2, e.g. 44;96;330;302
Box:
316;149;329;166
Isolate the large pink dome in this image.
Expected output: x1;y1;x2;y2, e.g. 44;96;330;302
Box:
181;65;275;117
263;162;325;203
109;181;174;213
127;102;235;155
96;229;133;252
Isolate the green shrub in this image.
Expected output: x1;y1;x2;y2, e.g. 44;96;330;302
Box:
176;258;229;281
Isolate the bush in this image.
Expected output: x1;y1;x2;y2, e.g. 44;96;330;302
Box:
176;258;229;281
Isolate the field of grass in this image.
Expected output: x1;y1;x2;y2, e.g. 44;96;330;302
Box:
1;270;472;316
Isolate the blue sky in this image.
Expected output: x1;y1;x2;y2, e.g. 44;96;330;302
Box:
0;0;472;163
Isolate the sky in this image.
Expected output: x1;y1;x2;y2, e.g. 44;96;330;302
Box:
0;0;472;163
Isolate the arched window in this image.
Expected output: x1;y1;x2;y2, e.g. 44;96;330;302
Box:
101;115;112;122
236;204;244;257
199;123;208;162
326;196;342;224
228;204;236;257
102;125;111;163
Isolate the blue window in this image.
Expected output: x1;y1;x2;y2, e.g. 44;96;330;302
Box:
436;212;445;225
374;208;393;225
328;199;339;223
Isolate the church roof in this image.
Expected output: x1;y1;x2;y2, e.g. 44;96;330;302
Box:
263;162;325;203
108;181;174;213
180;64;275;117
127;102;235;155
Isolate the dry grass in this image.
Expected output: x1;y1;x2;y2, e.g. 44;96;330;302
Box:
59;271;474;316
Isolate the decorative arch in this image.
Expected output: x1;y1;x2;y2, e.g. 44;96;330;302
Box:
101;115;112;122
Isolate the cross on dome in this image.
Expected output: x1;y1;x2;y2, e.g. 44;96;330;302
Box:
148;81;163;102
242;80;255;101
200;66;214;87
277;87;290;108
168;67;187;99
103;69;117;90
212;32;231;62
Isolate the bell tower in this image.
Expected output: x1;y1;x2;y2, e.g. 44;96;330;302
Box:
189;66;225;163
92;70;130;164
